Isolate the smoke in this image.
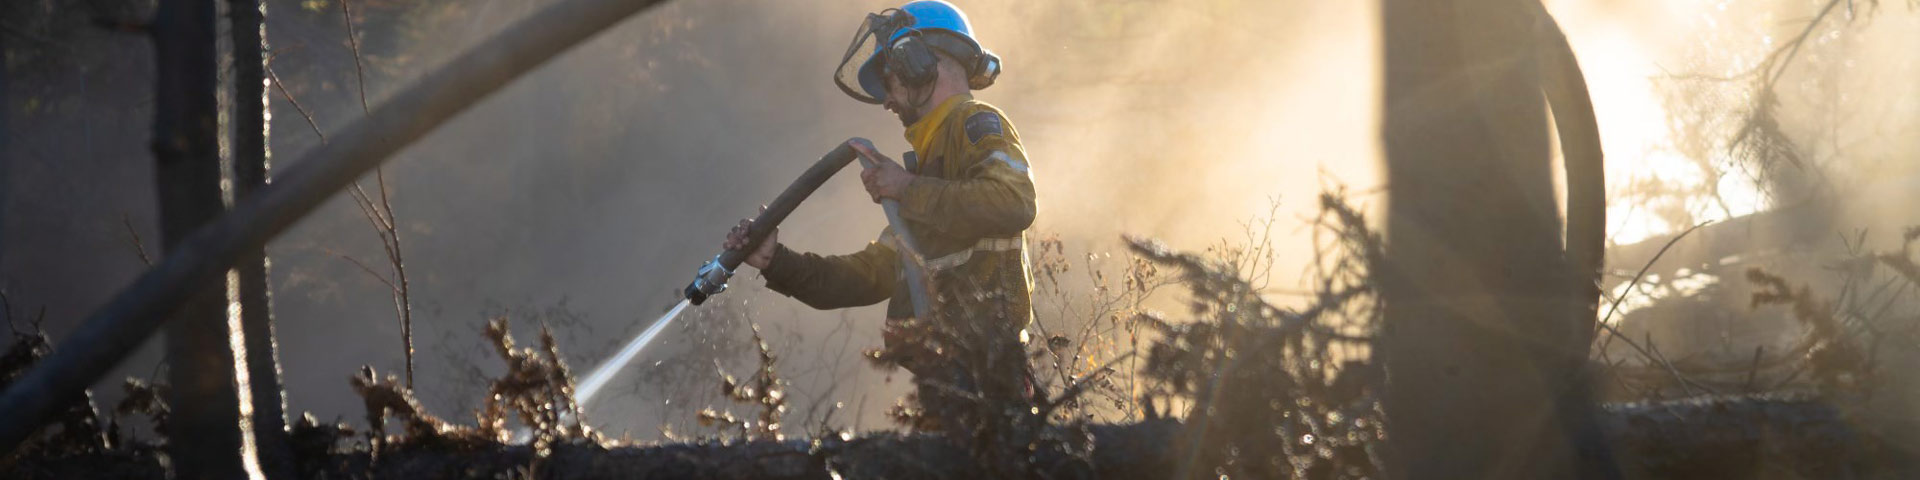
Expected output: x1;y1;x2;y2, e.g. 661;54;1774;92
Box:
1543;0;1920;242
1550;0;1920;409
253;0;1388;437
5;0;1918;443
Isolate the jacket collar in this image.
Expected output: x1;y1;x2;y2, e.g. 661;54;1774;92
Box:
904;93;971;155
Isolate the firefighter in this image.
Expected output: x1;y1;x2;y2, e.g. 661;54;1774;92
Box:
722;0;1035;431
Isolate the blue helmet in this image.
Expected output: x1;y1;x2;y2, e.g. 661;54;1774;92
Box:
833;1;1001;104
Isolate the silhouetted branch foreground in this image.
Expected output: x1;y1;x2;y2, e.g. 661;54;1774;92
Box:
5;208;1915;478
276;394;1890;480
0;367;1893;480
0;0;675;454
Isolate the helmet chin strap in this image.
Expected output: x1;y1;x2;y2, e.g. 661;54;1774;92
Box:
909;80;937;114
889;78;939;126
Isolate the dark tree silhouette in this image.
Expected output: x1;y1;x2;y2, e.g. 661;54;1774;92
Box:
230;0;296;476
0;0;675;455
152;0;252;476
1;30;8;276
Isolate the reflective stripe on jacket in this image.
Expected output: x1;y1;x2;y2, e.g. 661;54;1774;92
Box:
760;93;1036;331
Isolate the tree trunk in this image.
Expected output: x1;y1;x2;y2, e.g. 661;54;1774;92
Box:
1378;0;1613;478
0;0;673;455
152;0;255;477
230;0;295;477
1;30;9;284
0;0;683;455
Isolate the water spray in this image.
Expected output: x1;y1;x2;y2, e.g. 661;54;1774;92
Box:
515;139;945;444
507;141;874;443
573;299;689;405
570;139;879;411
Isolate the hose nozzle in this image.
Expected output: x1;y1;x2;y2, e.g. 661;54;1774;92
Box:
683;254;732;305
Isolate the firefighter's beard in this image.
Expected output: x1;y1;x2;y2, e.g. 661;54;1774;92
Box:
885;87;931;127
886;99;921;127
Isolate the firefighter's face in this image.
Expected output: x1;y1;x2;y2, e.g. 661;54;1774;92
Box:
881;71;925;127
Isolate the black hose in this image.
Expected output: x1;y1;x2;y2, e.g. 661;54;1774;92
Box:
685;141;859;303
0;0;677;454
684;139;934;321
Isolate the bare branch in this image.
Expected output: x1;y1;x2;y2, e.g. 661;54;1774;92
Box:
322;247;398;293
120;213;152;266
265;64;325;143
341;0;373;115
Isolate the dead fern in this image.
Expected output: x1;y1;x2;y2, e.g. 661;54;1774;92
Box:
479;318;598;455
350;365;451;443
1133;189;1387;480
698;325;790;441
337;316;600;476
1747;268;1873;394
111;378;169;444
0;308;115;467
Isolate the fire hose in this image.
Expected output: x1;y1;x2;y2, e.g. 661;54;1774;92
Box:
574;138;932;409
683;138;932;318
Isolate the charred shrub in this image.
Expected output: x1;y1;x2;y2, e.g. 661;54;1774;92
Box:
477;318;598;450
340;317;599;476
0;308;162;478
698;325;790;441
1135;191;1387;480
862;248;1098;477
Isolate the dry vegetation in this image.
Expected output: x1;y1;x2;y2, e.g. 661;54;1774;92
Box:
5;0;1920;476
1126;191;1388;480
7;186;1920;478
0;189;1394;479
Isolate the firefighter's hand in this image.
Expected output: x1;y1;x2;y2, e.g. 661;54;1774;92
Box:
852;141;912;203
724;206;777;270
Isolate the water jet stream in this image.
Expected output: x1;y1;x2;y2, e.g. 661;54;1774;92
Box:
509;299;690;444
575;298;691;406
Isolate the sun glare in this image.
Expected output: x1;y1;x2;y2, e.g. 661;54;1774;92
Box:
1556;0;1769;246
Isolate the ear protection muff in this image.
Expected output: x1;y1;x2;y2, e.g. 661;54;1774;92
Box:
968;50;1000;90
884;32;941;91
838;5;999;105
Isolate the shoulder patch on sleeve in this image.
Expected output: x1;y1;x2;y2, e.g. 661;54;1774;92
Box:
964;111;1004;144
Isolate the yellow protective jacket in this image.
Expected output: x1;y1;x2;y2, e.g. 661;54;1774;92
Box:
761;94;1036;332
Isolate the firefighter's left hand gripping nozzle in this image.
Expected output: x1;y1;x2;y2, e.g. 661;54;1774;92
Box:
684;254;732;305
